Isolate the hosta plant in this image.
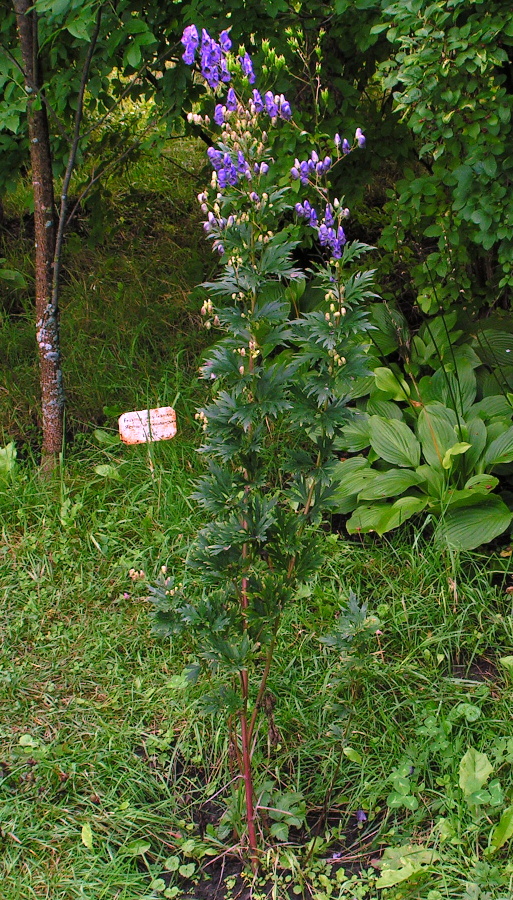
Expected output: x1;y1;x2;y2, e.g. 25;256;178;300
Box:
149;27;373;868
333;308;513;550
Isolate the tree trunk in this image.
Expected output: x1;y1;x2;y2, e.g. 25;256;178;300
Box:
14;0;63;471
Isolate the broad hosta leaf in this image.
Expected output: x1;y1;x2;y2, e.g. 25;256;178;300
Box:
336;416;370;452
417;403;458;468
484;426;513;466
437;495;512;551
368;416;421;467
331;457;372;513
469;395;513;420
416;463;445;499
366;397;404;420
442;442;471;469
474;330;513;368
464;474;499;492
373;366;410;400
430;359;476;415
488;806;513;854
464;416;487;471
346;496;427;535
459;748;493;797
357;468;426;501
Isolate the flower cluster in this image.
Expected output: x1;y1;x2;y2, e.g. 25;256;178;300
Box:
291;151;332;185
294;199;350;259
181;26;257;88
182;25;232;87
207;146;252;187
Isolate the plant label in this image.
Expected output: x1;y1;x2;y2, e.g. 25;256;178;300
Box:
118;407;177;444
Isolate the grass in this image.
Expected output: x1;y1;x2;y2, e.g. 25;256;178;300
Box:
2;137;513;900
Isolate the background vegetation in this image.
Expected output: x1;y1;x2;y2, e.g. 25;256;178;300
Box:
2;1;513;898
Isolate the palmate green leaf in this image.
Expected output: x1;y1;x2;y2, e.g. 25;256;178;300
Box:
368;416;421;467
437;495;512;551
357;468;426;501
417;403;458;468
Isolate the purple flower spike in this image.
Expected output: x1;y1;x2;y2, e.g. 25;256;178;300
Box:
264;91;278;118
220;58;231;83
226;87;237;110
342;138;351;155
214;104;225;126
252;89;264;112
355;127;366;147
240;52;255;83
181;24;199;65
219;30;232;52
278;95;292;120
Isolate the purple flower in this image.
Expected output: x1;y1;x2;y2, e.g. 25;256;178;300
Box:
219;30;232;52
342;138;350;155
226;87;237;111
264;91;278;118
278;94;292;120
220;58;231;83
239;52;255;83
325;204;334;226
207;147;224;170
355;127;366;148
200;29;223;88
290;166;300;180
236;150;247;173
181;25;199;65
214;104;225;126
356;809;367;823
334;133;341;148
251;89;264;112
259;162;269;175
299;160;310;184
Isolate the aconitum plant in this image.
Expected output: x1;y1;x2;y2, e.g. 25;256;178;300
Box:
151;27;375;870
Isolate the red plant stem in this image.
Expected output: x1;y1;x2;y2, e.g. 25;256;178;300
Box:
239;698;258;873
